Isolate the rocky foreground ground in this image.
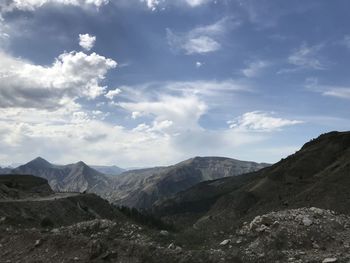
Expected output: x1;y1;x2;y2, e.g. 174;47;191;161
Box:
1;207;350;263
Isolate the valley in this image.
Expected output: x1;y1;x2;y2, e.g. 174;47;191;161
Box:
1;131;350;262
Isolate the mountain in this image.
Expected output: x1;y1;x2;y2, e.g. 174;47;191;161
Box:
12;157;113;197
90;165;125;175
0;166;11;174
111;157;269;209
154;131;350;231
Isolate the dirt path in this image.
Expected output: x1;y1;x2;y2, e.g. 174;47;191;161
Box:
0;192;81;203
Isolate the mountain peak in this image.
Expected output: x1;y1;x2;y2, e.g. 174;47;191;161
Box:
27;157;53;168
76;161;87;166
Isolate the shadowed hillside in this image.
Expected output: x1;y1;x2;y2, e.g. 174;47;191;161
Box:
154;131;350;231
111;157;269;209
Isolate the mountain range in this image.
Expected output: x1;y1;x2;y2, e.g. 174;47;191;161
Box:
2;131;350;262
153;131;350;232
111;157;269;209
3;156;269;209
12;157;113;197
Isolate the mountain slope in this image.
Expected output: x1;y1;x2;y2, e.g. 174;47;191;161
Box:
91;165;125;175
12;157;113;197
154;131;350;230
0;167;11;174
112;157;269;209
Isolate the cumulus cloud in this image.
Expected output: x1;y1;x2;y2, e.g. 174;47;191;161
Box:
228;111;303;132
79;34;96;51
167;17;238;55
0;50;117;109
105;88;121;100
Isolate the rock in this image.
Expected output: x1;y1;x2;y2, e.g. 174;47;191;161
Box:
73;257;79;261
302;217;313;226
34;239;43;247
89;240;104;259
168;243;176;249
160;230;169;236
220;239;230;246
175;246;182;252
256;224;269;232
322;258;337;263
310;207;324;215
51;228;60;234
312;241;319;249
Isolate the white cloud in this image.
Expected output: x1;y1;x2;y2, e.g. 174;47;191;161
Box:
185;0;209;7
183;36;220;54
79;33;96;51
166;17;238;55
120;95;207;131
105;88;121;100
228;111;303;132
322;88;350;99
1;0;109;14
0;50;117;109
195;61;203;68
131;111;142;119
242;60;269;77
0;77;301;166
288;43;326;70
305;77;350;100
139;0;210;10
140;0;160;11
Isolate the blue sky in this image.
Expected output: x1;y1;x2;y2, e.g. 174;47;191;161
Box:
0;0;350;167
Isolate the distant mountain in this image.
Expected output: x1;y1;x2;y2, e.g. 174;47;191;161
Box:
0;167;11;174
12;157;113;197
111;157;269;209
91;165;125;176
153;131;350;231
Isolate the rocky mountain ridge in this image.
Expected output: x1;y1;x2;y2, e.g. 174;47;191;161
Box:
111;156;269;209
12;157;113;198
154;131;350;231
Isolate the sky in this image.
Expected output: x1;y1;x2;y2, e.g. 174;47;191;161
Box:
0;0;350;167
